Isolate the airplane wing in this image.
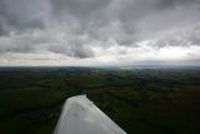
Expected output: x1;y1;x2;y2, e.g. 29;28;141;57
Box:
54;95;127;134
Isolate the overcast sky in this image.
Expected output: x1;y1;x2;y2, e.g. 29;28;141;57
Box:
0;0;200;66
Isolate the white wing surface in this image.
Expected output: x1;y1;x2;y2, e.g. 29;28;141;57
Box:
54;95;127;134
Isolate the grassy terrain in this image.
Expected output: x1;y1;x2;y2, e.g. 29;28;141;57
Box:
0;67;200;134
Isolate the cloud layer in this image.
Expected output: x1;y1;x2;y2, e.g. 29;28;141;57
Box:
0;0;200;66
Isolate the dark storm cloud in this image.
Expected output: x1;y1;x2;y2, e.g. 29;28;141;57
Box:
0;0;7;35
0;0;47;35
51;0;112;17
48;39;94;58
0;0;200;65
1;0;199;35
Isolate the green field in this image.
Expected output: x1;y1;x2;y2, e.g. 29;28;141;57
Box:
0;67;200;134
